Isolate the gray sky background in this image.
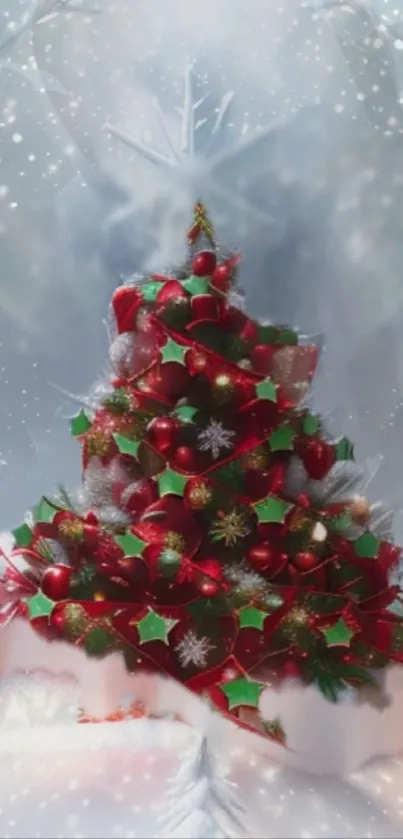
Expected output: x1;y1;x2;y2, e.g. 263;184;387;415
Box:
1;0;403;536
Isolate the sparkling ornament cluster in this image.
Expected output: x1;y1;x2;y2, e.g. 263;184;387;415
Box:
2;205;403;741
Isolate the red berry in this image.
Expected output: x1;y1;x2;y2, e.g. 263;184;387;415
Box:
192;250;217;276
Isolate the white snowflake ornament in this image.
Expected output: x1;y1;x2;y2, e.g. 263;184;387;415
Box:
197;419;235;460
175;630;214;669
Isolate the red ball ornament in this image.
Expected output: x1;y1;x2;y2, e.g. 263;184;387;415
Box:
250;344;275;375
293;551;320;572
173;445;199;472
122;478;158;516
156;280;189;308
192;250;217;277
147;416;178;455
41;565;72;601
302;438;336;480
197;558;223;597
247;543;276;571
211;262;233;293
153;363;191;400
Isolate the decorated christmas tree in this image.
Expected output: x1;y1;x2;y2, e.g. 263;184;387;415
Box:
2;203;403;741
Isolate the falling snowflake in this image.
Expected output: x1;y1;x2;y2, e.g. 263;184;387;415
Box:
197;419;235;460
211;510;250;547
175;630;214;669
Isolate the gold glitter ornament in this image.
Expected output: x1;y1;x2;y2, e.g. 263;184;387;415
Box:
242;446;270;471
211;509;250;547
58;518;85;541
85;429;111;459
288;509;312;534
281;605;312;643
187;480;213;509
62;603;88;641
164;531;185;554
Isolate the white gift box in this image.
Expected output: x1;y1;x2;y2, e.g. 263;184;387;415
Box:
2;618;403;778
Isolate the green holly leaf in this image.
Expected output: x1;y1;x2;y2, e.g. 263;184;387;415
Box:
115;532;147;557
220;677;264;711
269;425;296;452
354;531;379;559
158;468;189;497
27;592;54;620
70;409;92;437
174;404;198;423
34;497;57;524
136;609;178;645
276;328;298;346
181;275;210;295
239;606;267;631
303;413;319;437
253;496;292;524
328;511;353;534
84;627;111;656
320;617;356;648
334;436;355;462
256;324;277;344
255;379;277;402
113;433;141;459
12;523;33;548
160;338;189;366
142;280;162;302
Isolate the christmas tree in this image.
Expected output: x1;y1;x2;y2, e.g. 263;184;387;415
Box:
2;203;403;741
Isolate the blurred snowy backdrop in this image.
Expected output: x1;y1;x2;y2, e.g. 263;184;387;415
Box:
1;0;403;533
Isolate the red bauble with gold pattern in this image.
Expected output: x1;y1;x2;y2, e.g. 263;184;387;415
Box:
41;565;72;601
192;250;217;276
301;438;336;481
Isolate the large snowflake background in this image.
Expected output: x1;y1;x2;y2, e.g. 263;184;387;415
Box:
1;0;403;534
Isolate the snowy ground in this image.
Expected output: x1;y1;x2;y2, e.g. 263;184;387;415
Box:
0;670;403;839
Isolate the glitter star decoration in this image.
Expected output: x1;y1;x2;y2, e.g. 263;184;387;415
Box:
211;510;250;547
197;419;236;460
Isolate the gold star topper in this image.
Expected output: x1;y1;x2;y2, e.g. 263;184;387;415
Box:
188;201;216;247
